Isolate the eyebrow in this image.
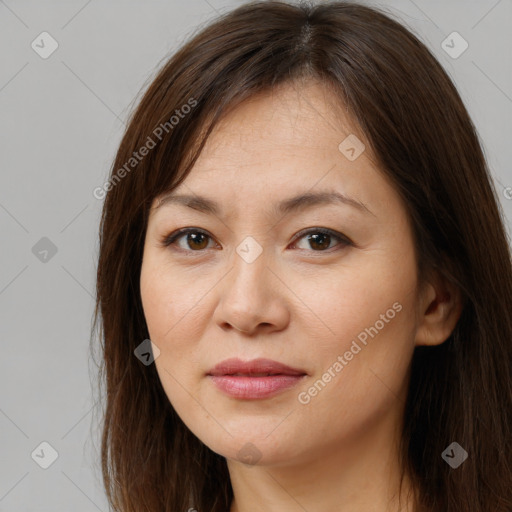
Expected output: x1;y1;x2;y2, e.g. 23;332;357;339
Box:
154;190;374;217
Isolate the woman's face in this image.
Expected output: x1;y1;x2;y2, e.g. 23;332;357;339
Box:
140;79;423;467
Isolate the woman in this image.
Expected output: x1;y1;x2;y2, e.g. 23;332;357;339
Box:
92;1;512;511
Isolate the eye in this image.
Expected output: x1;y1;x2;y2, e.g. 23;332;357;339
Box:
291;227;351;252
160;227;352;254
161;228;216;252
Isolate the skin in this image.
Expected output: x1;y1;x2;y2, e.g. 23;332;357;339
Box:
140;78;462;512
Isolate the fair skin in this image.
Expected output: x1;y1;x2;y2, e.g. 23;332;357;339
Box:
140;78;462;512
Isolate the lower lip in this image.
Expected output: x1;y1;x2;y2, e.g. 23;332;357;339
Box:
209;374;305;399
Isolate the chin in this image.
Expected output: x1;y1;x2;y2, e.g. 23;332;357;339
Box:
188;416;303;467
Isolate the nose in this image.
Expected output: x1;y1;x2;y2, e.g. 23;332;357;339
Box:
213;246;290;335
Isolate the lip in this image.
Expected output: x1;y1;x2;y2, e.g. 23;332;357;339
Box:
207;358;307;400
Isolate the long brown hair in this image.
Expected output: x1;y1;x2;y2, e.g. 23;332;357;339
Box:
91;1;512;510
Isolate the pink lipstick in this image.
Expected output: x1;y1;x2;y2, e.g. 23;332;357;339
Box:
207;358;307;399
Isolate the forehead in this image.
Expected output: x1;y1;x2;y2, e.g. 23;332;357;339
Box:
149;79;399;223
170;80;367;187
202;79;357;155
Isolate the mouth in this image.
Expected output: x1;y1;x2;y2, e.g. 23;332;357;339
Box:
207;358;307;399
228;372;292;377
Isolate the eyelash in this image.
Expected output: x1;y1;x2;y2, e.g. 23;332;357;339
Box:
159;227;352;255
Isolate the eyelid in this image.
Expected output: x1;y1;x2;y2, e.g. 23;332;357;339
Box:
159;226;353;253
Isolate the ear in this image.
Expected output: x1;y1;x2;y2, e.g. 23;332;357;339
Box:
414;269;463;347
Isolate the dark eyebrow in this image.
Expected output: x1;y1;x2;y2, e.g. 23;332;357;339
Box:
154;190;374;217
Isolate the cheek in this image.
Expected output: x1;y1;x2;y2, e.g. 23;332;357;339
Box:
140;258;211;399
293;299;416;447
293;256;417;351
296;248;418;404
140;256;206;342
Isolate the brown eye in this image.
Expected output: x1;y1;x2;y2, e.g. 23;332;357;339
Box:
292;229;350;252
162;227;351;254
305;232;332;251
184;232;210;250
162;229;215;251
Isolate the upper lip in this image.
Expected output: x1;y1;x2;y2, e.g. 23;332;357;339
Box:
207;358;307;377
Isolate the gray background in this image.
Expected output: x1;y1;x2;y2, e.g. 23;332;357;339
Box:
0;0;510;510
